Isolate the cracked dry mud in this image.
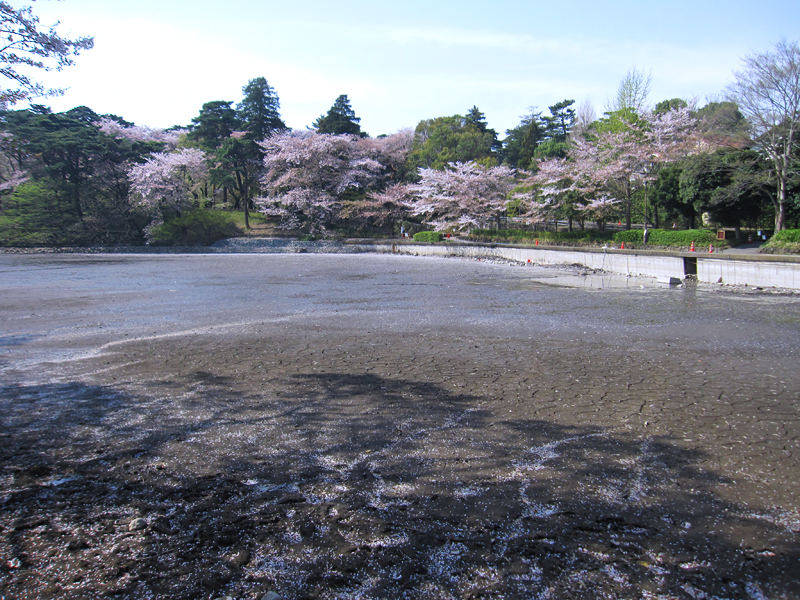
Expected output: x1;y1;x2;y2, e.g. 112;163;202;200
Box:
1;253;799;599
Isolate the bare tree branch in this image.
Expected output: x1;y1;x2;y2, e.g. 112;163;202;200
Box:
0;1;93;105
727;40;800;230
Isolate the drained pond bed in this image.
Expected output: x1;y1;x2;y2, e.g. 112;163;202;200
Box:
1;253;798;599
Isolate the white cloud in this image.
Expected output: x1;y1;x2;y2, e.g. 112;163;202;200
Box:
34;12;746;135
41;15;380;129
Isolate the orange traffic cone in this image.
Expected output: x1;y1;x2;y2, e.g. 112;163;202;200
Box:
535;239;539;246
620;241;625;249
689;241;695;252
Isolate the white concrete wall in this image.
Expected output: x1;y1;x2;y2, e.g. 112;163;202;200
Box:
698;257;800;289
355;242;800;290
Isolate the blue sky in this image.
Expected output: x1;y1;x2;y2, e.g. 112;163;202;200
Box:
28;0;800;136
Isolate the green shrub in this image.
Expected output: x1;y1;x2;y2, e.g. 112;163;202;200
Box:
147;209;242;246
611;229;643;243
763;229;800;253
465;227;726;249
469;228;613;244
413;230;442;243
770;229;800;243
613;228;720;247
0;180;92;246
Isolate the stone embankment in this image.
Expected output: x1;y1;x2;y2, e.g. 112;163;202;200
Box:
349;239;800;290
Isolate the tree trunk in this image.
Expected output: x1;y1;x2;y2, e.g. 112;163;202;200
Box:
774;201;785;232
244;186;250;230
568;216;573;232
625;180;632;230
625;200;632;230
774;176;786;231
72;186;83;221
234;170;250;230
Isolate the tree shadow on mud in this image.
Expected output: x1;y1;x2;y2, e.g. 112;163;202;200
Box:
0;374;798;600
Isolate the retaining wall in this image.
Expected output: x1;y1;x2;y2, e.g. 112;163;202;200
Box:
352;241;800;290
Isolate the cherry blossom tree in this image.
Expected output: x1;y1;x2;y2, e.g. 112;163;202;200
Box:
522;157;594;226
575;129;648;229
408;161;516;230
361;129;414;182
96;117;184;147
342;182;414;233
128;148;209;238
0;130;27;198
528;107;698;229
647;107;700;162
257;130;384;232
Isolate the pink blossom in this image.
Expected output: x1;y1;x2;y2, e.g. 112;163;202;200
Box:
0;172;28;192
346;182;414;228
97;118;185;147
257;130;386;230
526;107;698;225
408;161;516;230
128;148;209;219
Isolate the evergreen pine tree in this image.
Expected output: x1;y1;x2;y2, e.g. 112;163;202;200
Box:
188;101;237;150
464;105;501;152
313;94;365;136
237;77;287;140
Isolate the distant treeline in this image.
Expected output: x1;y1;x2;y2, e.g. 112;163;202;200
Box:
2;43;799;246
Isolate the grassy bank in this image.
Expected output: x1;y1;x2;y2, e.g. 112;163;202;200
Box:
763;229;800;254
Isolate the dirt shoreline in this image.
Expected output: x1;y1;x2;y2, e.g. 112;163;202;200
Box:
1;253;798;599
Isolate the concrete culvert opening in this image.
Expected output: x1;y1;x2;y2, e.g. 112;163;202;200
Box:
683;257;697;277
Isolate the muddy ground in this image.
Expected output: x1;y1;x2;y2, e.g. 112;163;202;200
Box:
1;253;799;599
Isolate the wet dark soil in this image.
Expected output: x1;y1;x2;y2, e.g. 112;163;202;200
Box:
1;254;799;599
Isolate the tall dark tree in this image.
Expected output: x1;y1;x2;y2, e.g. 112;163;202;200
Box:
214;136;262;229
0;2;94;105
675;148;770;230
314;94;365;137
704;150;771;229
229;77;287;227
236;77;286;141
502;111;544;169
5;106;103;220
188;101;237;150
543;99;576;140
407;114;497;170
502;100;575;167
695;101;750;148
1;106;158;243
654;98;688;115
650;162;695;227
536;99;576;159
465;105;501;152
